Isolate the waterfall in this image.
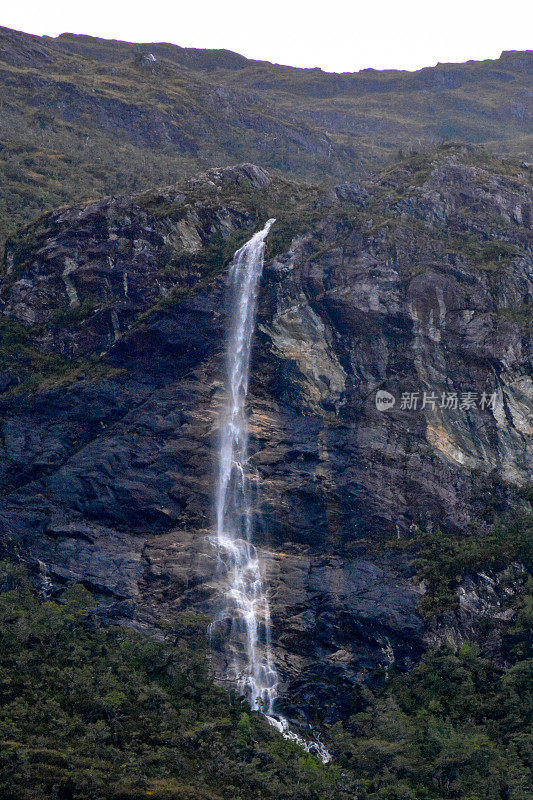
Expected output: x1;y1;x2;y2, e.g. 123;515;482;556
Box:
37;559;53;598
213;218;278;713
211;219;331;764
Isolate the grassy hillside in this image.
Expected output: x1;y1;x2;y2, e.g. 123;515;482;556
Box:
0;25;531;249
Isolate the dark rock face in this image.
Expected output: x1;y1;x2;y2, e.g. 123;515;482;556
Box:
0;151;531;717
137;531;424;722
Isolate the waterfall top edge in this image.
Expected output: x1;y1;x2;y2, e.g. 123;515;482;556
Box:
231;218;276;261
255;217;276;239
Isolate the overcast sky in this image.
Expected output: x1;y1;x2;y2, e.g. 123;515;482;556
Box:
2;0;532;73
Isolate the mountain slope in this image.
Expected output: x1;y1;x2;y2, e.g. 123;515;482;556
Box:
0;25;531;249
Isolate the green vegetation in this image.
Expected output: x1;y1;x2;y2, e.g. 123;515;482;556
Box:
496;304;532;332
0;315;125;396
329;640;532;800
0;562;343;800
394;515;533;618
0;316;73;391
1;27;531;253
0;27;532;800
0;561;531;799
48;298;103;328
457;237;522;272
159;228;255;280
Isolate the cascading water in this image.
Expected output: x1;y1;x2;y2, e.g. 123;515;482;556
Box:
211;219;331;763
37;559;53;598
212;218;278;714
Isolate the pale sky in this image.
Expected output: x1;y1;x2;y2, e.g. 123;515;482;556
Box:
2;0;532;73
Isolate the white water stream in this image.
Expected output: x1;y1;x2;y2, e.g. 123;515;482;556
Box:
213;217;279;713
211;219;331;763
37;559;53;598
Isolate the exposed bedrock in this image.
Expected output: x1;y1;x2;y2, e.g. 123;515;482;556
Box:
0;152;531;716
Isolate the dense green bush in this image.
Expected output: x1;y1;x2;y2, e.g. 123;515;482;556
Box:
0;559;531;799
0;563;345;800
330;640;532;800
395;516;533;617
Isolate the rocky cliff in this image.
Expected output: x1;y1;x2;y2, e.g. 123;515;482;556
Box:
0;146;531;721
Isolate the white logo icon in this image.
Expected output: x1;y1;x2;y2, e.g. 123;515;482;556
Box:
376;390;396;411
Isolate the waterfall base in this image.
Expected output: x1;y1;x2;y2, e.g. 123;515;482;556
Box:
265;714;332;764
